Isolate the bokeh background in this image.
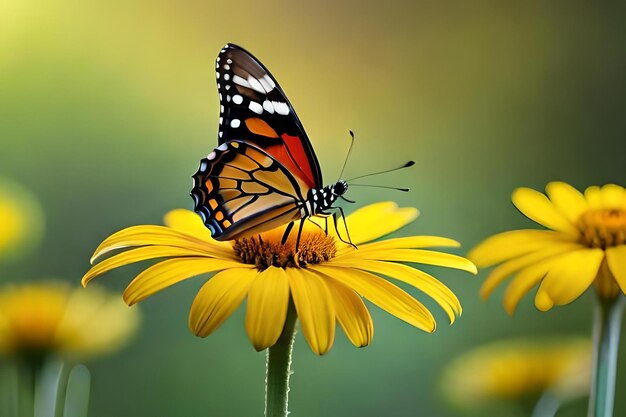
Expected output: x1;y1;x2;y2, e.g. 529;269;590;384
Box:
2;1;626;416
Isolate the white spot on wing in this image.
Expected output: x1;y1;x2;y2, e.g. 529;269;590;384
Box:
220;105;224;113
224;74;230;81
233;75;251;88
217;143;228;151
263;100;275;114
263;75;276;89
249;101;263;114
259;75;275;92
273;101;290;115
230;119;240;128
224;64;230;70
208;152;216;160
227;58;232;64
233;95;243;105
248;77;265;93
216;72;220;79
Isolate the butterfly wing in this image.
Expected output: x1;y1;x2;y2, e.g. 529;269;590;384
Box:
191;140;309;240
214;43;322;189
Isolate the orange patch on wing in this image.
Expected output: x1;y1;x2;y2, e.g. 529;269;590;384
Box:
245;118;279;138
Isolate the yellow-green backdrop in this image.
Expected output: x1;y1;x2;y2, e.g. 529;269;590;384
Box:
2;1;626;416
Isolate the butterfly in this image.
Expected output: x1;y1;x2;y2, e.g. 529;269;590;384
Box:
191;43;353;247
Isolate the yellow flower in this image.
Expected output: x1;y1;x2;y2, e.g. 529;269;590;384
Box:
442;338;591;409
83;202;476;355
0;281;139;358
469;182;626;313
0;178;44;264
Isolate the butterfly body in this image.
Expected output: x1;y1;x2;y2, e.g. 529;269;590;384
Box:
191;42;353;243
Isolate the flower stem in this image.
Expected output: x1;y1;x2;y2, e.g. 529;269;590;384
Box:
588;295;625;417
531;391;561;417
265;303;297;417
16;358;39;417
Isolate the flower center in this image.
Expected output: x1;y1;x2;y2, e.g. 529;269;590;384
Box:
232;231;337;269
577;209;626;248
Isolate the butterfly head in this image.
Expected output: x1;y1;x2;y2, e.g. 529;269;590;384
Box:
332;180;349;196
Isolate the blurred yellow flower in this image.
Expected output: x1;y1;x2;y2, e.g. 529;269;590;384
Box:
0;178;44;264
83;202;476;355
470;182;626;313
0;282;139;358
442;338;591;409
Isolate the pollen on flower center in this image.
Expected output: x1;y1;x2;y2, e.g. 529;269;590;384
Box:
577;209;626;248
232;231;337;269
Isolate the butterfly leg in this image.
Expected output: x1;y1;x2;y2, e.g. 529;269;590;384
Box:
336;206;356;249
295;219;306;253
281;221;295;245
332;210;357;249
306;217;325;232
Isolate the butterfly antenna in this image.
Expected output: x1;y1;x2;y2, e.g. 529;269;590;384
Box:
346;160;415;182
349;184;410;192
337;130;356;181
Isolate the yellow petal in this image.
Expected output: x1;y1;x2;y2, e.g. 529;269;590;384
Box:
338;201;418;245
322;277;373;347
545;182;588;223
123;258;250;305
537;249;604;307
337;236;460;256
312;265;435;332
90;225;234;263
512;188;578;235
502;258;559;314
343;248;476;274
329;259;460;323
82;246;211;287
189;268;257;337
584;186;602;209
606;245;626;293
245;267;290;351
600;184;626;209
480;242;583;300
287;268;335;355
534;289;554;311
164;209;233;250
468;229;573;267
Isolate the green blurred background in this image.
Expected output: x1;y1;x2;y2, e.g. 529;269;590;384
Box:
2;1;626;416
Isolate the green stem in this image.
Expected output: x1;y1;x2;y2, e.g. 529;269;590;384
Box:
588;295;625;417
531;391;561;417
16;358;39;417
265;303;297;417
